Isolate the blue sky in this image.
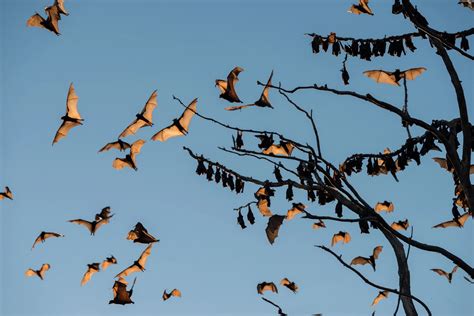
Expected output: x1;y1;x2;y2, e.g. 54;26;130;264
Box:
1;0;472;315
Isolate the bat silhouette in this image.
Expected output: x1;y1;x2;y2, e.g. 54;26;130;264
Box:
162;289;182;301
262;141;295;156
256;133;274;150
431;266;458;283
225;71;274;111
372;290;389;306
348;0;374;15
216;66;244;103
0;186;13;200
432;157;474;174
68;213;113;235
31;231;64;249
374;201;394;213
363;67;427;86
127;222;159;244
433;211;471;228
257;199;273;217
391;219;410;231
109;277;136;305
52;83;83;145
95;206;113;221
115;244;153;278
81;263;100;286
98;139;131;153
151;98;197;142
286;203;306;220
25;264;51;280
102;256;118;270
350;245;383;271
257;282;278;294
112;139;146;171
331;231;351;246
312;220;326;230
266;215;285;245
26;1;68;35
247;206;256;225
119;90;157;138
280;278;298;293
237;210;247;229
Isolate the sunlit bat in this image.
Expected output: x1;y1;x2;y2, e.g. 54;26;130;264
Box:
151;98;197;142
363;67;427;86
257;282;278;294
102;256;118;270
331;231;351;246
391;219;410;231
109;277;136;305
431;266;458;283
374;201;394;213
258;199;273;217
99;139;131;153
266;215;285;244
162;289;181;301
350;245;383;271
68;214;113;235
286;203;306;220
432;157;474;174
225;71;274;111
262;141;295;156
55;0;69;15
216;67;244;103
348;0;373;15
312;220;326;230
372;290;389;306
81;263;100;286
115;244;153;278
95;206;112;221
127;222;159;244
25;264;51;280
27;1;66;36
31;231;64;249
0;186;13;200
112;139;146;171
433;211;471;228
280;278;298;293
52;83;83;145
119;90;157;138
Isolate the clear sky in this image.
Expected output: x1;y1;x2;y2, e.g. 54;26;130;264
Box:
1;0;472;315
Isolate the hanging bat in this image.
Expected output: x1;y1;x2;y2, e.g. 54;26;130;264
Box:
115;244;153;278
52;83;83;145
262;141;295;156
247;206;256;225
102;256;118;270
312;220;326;230
432;157;474;174
109;277;136;305
162;289;182;301
255;133;274;150
348;0;374;15
112;139;146;171
286;203;306;220
68;214;113;235
433;211;471;228
237;210;247;229
374;201;394;213
331;231;351;246
151;98;197;142
81;263;100;286
372;290;389;306
95;206;112;221
363;67;427;86
280;278;298;293
127;222;159;244
31;231;65;249
266;215;285;245
258;199;273;217
431;266;458;283
119;90;157;138
257;282;278;294
98;139;131;153
25;264;51;280
216;66;244;103
350;245;383;271
391;219;410;231
26;1;66;36
225;71;274;111
0;186;13;200
341;63;350;85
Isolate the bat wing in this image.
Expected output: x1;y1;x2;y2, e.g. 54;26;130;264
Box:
372;291;388;306
431;268;448;278
363;70;399;86
171;289;182;297
55;0;69;15
140;90;158;122
432;157;449;171
433;219;460;228
286;207;303;220
224;104;254;111
66;83;81;119
27;14;46;28
331;234;343;246
226;67;244;102
68;219;93;233
177;98;198;132
130;139;146;155
280;278;290;286
102;260;111;270
38;263;50;278
31;235;43;249
119;119;147;138
45;5;61;34
262;145;286;156
312;220;326;229
25;269;37;277
372;246;383;259
374;201;394;213
451;265;459;275
351;256;370;266
215;80;227;94
260;70;273;103
344;232;352;244
112;157;131;170
81;267;97;286
137;243;153;267
99;142;121;152
257;199;272;217
265;215;285;244
403;67;427;81
115;264;142;278
53;120;81;144
151;124;182;142
44;232;63;239
94;218;111;232
457;212;470;226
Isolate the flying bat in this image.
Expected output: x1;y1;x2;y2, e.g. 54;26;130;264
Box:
432;157;474;174
95;206;113;221
115;244;153;278
350;245;383;271
348;0;373;15
372;290;389;306
431;266;458;283
31;231;64;249
0;186;13;200
216;66;244;103
312;220;326;230
391;219;410;231
266;215;285;245
119;90;157;138
112;139;146;171
225;71;274;111
25;264;51;280
68;214;113;235
280;278;298;293
262;141;295;156
81;263;100;286
151;98;197;142
109;277;136;305
27;1;67;35
98;139;131;153
331;231;351;246
363;67;427;86
257;199;273;217
374;201;394;213
162;289;182;301
127;222;159;244
102;256;118;270
433;211;471;228
257;282;278;294
52;83;83;145
286;203;306;220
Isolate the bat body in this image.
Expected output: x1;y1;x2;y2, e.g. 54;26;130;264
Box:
0;186;13;200
286;203;306;220
68;214;113;235
256;134;274;150
109;278;135;305
247;206;256;225
216;67;244;103
266;215;285;244
431;266;458;283
225;71;274;111
312;220;326;230
32;231;64;249
119;90;157;138
372;290;389;306
113;139;145;171
127;222;159;244
151;98;197;142
374;201;394;213
95;206;112;221
280;278;298;293
350;245;383;271
237;210;246;229
102;256;118;270
391;219;409;231
25;264;50;280
363;67;427;86
262;142;294;156
257;282;278;294
331;231;351;246
53;83;83;145
115;244;153;278
162;289;181;301
99;139;131;153
433;211;471;228
348;0;373;15
81;263;100;286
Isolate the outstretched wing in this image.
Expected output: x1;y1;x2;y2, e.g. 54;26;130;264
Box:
119;119;148;138
94;217;112;232
225;66;244;102
258;70;273;106
151;124;182;142
215;80;227;94
265;215;285;245
25;269;37;278
99;141;121;152
115;264;141;278
351;256;370;266
372;245;383;259
52;120;81;144
55;0;69;15
130;139;146;155
433;218;461;228
45;5;61;34
31;235;43;249
403;67;427;81
112;157;132;170
27;14;46;28
137;243;153;267
38;264;51;280
431;268;449;279
224;104;254;111
331;233;343;246
372;291;388;306
140;90;158;122
171;289;182;297
432;157;449;171
68;219;93;233
363;70;399;86
81;267;98;286
177;98;198;132
66;83;81;119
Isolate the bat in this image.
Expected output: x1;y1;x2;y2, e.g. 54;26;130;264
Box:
312;220;326;230
348;0;374;15
26;1;67;36
391;219;410;231
127;222;159;244
433;157;474;174
280;278;298;293
151;98;197;142
237;210;247;229
68;214;113;235
0;186;13;200
225;71;274;111
257;199;273;217
25;264;51;280
266;215;285;245
102;256;118;270
350;245;383;271
52;83;83;145
363;67;427;86
459;0;474;10
255;133;274;150
431;266;458;283
331;231;351;246
216;66;244;103
95;206;112;221
119;90;157;138
112;139;146;171
109;277;136;305
81;263;100;286
162;289;181;301
374;201;394;213
286;203;306;220
257;282;278;294
372;290;389;306
32;231;64;249
98;139;131;153
115;244;153;278
341;63;350;85
262;141;295;156
247;206;256;225
433;211;471;228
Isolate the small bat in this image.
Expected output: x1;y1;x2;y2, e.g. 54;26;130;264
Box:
257;282;278;294
286;203;306;220
237;210;247;229
25;264;51;280
52;83;83;145
0;186;13;200
363;67;427;86
262;141;295;156
433;211;471;228
312;220;326;230
102;256;118;270
127;222;159;244
258;199;273;217
225;71;274;111
331;231;351;246
119;90;157;138
112;139;146;171
431;266;458;283
391;219;410;231
68;214;113;235
109;277;136;305
350;245;383;271
216;66;244;103
98;139;131;153
374;201;394;213
432;157;474;174
266;215;285;245
31;231;64;249
151;98;197;142
255;133;274;150
115;244;153;278
348;0;374;15
27;1;66;36
81;263;100;286
162;289;182;301
247;206;256;225
280;278;298;293
372;290;389;306
95;206;112;221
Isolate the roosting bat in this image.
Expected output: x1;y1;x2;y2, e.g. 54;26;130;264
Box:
52;83;83;145
68;213;113;235
266;215;285;244
27;1;68;35
433;211;471;228
115;244;153;278
372;290;389;306
127;222;159;244
237;210;247;229
258;199;273;217
257;282;278;294
151;98;197;142
112;139;146;171
0;186;13;200
431;266;458;283
162;289;182;301
374;201;394;213
286;203;306;220
348;0;374;15
363;67;426;86
102;256;118;270
119;90;157;138
98;139;131;153
81;263;100;286
350;245;383;271
216;67;244;103
247;206;256;224
31;231;64;249
225;71;274;111
262;141;295;156
331;231;351;246
25;264;50;280
312;220;326;230
109;277;136;305
391;219;410;231
280;278;298;293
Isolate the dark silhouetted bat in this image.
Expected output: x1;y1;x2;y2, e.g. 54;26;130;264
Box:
372;290;389;306
162;289;181;301
99;139;131;153
52;83;83;145
255;133;274;150
216;66;244;103
27;1;67;36
363;67;426;86
257;282;278;294
431;266;458;283
262;141;295;156
348;0;374;15
350;245;383;271
433;211;471;228
95;206;112;221
266;215;285;244
127;222;159;244
32;231;64;249
280;278;298;293
68;213;113;235
225;71;274;111
237;210;246;229
286;203;306;220
151;98;197;142
112;139;146;171
374;201;394;213
0;186;13;200
102;256;118;270
391;219;409;231
119;90;157;138
432;157;474;174
331;231;351;246
312;220;326;230
115;244;153;278
258;199;273;217
109;277;136;305
247;206;256;225
25;264;50;280
81;263;100;286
